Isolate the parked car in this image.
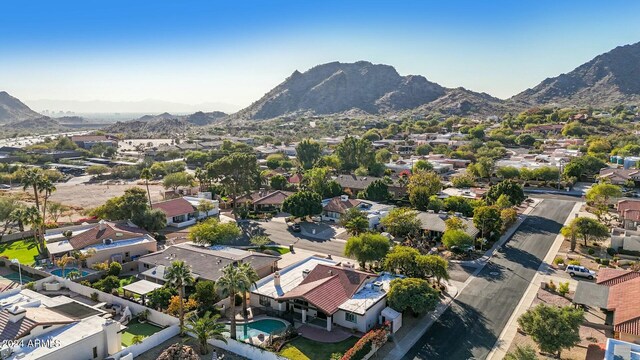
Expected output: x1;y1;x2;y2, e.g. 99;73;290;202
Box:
565;265;596;280
0;184;10;190
290;223;301;232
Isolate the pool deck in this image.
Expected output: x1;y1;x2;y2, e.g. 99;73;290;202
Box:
296;324;356;343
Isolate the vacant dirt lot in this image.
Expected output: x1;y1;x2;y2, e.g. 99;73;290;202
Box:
49;183;166;210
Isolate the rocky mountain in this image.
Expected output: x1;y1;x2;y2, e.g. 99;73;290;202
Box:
0;91;42;123
185;111;227;125
236;61;454;119
105;117;194;138
413;87;507;116
512;42;640;107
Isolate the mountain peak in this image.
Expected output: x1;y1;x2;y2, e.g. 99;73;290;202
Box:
0;91;42;123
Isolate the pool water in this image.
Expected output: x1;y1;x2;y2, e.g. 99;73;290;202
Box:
230;319;288;340
50;268;90;278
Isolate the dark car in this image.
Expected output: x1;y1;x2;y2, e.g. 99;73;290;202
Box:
291;223;301;232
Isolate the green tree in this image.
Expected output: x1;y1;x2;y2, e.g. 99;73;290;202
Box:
148;286;176;311
486;180;525;207
86;164;109;176
339;208;369;235
561;216;609;247
444;216;467;231
0;197;20;234
270;174;288;190
416;254;449;285
238;262;260;323
206;153;259;217
496;166;520;179
495;194;513;210
473;206;502;240
517;304;584;358
412;160;433;172
107;261;122;276
515;134;536;146
451;173;475;188
359;179;389;201
586;183;622;225
184;311;227;355
387;278;439;315
132;208;167;232
163;172;194;192
188;218;242;245
165;260;195;334
408;171;442;211
504;345;538;360
442;229;474;249
344;233;391;269
383;245;420;276
215;264;250;340
335;136;374;171
467;157;494;180
563;155;606;180
415;144;432;156
21;168;48;255
380;208;421;239
190;280;219;313
296;139;322;170
282;191;322;218
92;187;149;220
375;148;392;163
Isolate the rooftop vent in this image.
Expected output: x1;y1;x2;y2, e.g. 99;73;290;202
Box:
103;238;113;245
302;269;310;278
373;281;384;291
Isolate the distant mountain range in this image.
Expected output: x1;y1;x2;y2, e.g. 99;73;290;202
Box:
23;98;240;114
3;41;640;130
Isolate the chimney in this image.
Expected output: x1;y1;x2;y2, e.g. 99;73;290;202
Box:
373;281;384;292
98;220;106;231
340;195;349;202
273;271;281;286
302;269;310;278
8;305;26;323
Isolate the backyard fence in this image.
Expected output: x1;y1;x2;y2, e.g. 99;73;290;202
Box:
207;337;289;360
107;324;180;360
0;230;35;243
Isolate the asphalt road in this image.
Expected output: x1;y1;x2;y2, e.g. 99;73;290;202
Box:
402;199;576;360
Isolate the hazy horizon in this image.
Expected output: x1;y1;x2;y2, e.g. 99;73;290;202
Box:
3;0;640;113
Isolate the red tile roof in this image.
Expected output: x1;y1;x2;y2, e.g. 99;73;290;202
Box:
607;277;640;335
69;222;143;249
152;198;195;218
618;200;640;221
237;190;293;206
323;197;362;215
279;264;372;314
288;174;303;184
597;268;640;286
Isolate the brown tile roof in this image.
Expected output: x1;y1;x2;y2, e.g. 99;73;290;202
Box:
596;268;640;286
0;307;74;341
236;190;293;206
152;198;195;218
279;264;372;314
607;277;640;335
618;200;640;221
69;222;143;250
288;174;303;184
323;197;362;215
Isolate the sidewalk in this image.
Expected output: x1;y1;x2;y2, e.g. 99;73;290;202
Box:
486;201;583;360
379;282;459;360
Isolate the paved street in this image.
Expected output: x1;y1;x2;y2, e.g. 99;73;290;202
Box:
402;199;576;360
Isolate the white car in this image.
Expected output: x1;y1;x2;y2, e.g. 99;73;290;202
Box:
565;265;596;280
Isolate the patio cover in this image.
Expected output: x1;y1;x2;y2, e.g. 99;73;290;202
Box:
122;279;163;296
573;282;610;309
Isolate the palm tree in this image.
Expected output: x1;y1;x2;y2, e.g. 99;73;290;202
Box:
215;264;249;340
55;254;74;277
21;169;49;256
40;179;56;223
72;248;96;271
140;168;153;207
238;263;259;322
165;260;195;334
66;269;81;279
23;206;46;255
9;207;28;232
184;311;227;355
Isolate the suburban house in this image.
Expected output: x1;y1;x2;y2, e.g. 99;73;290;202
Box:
598;168;640;186
251;256;403;334
320;196;393;229
334;174;406;198
617;200;640;230
137;243;280;283
45;221;157;267
288;173;303;187
0;288;123;360
573;269;640;343
152;196;219;228
440;187;487;200
610;228;640;252
70;135;118;149
235;190;293;212
415;211;479;240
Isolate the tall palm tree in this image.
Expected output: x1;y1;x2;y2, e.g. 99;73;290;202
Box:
40;179;56;223
55;254;73;277
140;168;153;207
184;311;227;355
23;206;45;255
9;207;28;232
22;168;45;213
215;264;249;340
238;263;259;322
165;260;195;334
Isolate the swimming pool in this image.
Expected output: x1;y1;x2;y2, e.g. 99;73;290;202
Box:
50;268;90;278
229;318;288;340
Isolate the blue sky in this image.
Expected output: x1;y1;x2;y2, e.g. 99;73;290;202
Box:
2;0;640;112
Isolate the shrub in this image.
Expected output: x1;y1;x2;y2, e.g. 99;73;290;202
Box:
607;247;618;256
553;257;565;265
341;327;388;360
601;259;610;266
613;256;620;263
547;280;557;292
568;260;580;266
558;282;570;297
90;292;99;302
618;248;640;256
107;261;122;276
587;248;595;255
595;258;601;264
24;282;35;290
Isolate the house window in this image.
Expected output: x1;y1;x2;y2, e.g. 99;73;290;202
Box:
345;312;357;323
125;252;130;258
172;215;186;223
259;295;271;307
143;263;150;269
93;347;98;359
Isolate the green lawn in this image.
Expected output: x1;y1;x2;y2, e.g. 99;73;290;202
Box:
121;319;163;347
279;336;359;360
266;246;291;255
0;239;39;265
